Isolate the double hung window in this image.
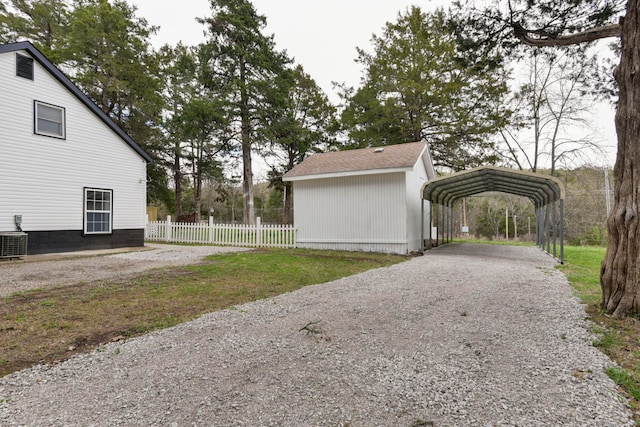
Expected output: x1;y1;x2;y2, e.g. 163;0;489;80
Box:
84;188;112;234
34;101;65;139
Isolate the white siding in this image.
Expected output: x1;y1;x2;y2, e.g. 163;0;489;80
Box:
0;50;146;232
293;172;408;253
405;159;430;252
295;241;409;253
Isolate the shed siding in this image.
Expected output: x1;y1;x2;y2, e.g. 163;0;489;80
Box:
294;241;409;254
293;173;408;253
405;159;430;252
0;50;146;233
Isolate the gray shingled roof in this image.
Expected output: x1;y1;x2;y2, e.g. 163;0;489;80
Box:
284;141;428;179
0;41;153;163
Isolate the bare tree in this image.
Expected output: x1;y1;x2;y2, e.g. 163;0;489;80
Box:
501;48;606;175
562;167;610;246
465;195;533;240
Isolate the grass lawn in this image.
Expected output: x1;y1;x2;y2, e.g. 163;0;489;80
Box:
558;245;640;419
0;248;408;378
453;238;537;247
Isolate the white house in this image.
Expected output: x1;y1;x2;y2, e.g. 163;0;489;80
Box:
283;141;436;254
0;41;152;255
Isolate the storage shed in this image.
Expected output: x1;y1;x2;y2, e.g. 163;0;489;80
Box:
283;141;436;254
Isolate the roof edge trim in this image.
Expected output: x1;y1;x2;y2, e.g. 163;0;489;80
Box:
283;167;412;182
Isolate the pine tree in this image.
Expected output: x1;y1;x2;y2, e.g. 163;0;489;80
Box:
198;0;289;224
340;7;512;170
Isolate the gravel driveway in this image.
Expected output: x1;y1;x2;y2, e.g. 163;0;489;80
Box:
0;243;633;426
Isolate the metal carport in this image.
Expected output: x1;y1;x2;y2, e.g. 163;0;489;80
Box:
420;166;566;263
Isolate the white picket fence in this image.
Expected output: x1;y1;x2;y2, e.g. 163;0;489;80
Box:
145;216;296;248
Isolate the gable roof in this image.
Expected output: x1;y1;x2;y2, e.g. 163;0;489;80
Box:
283;141;433;181
0;41;153;163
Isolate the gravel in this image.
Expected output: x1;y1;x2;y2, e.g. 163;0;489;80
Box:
0;243;250;298
0;243;633;426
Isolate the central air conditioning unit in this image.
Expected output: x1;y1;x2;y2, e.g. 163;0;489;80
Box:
0;232;28;259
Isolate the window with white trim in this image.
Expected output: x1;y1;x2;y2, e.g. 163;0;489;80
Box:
84;188;112;234
34;101;65;138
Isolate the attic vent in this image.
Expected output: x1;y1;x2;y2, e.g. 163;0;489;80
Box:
16;53;34;80
374;147;385;153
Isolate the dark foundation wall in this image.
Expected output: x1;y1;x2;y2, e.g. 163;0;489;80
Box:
26;229;145;255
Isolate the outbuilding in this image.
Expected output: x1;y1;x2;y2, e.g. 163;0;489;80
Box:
283;141;436;254
0;41;152;255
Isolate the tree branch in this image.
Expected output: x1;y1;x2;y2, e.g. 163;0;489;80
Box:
513;22;620;47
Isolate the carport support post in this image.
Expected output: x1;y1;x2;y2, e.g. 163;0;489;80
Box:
538;206;545;250
552;201;557;258
445;204;449;244
444;204;449;243
444;204;448;243
438;205;447;245
449;204;454;242
434;203;439;247
428;202;433;249
448;204;453;243
546;204;551;254
540;205;544;250
540;205;547;250
421;199;425;251
447;205;453;243
437;203;441;246
560;199;564;264
535;207;541;247
434;203;438;246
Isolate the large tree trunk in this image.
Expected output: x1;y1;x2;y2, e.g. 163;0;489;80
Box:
239;60;256;225
173;145;183;219
600;1;640;318
241;139;255;225
194;147;202;223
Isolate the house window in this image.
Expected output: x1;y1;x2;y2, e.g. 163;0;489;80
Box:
16;54;34;80
84;188;112;234
34;101;65;138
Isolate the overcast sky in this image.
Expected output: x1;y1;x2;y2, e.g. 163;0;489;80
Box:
131;0;451;99
130;0;617;168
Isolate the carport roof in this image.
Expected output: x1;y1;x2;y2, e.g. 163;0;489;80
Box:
421;166;565;207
